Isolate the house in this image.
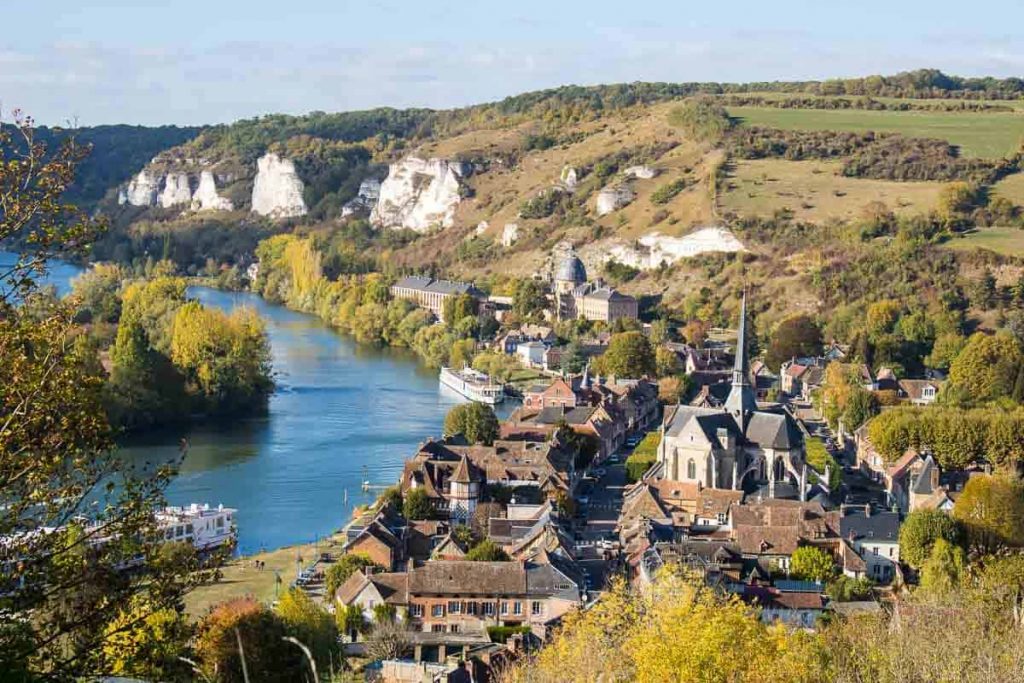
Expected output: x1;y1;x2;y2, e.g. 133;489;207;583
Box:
897;378;943;405
780;362;825;400
522;377;578;410
390;276;483;322
516;340;548;368
337;560;585;640
746;586;827;628
344;507;408;570
730;499;841;573
839;504;900;583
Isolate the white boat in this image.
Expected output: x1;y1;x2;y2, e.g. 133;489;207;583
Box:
439;366;505;404
155;503;237;551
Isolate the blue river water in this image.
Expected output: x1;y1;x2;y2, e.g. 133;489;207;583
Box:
3;253;515;554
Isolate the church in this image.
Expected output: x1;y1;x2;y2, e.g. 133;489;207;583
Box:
654;295;811;500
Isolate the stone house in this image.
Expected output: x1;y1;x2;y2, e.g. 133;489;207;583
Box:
839;504;900;583
730;499;841;573
897;378;943;405
390;276;483;322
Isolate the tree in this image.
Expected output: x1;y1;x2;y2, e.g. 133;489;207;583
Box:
926;332;966;370
449;338;476;369
337;604;367;641
947;332;1023;404
275;588;340;671
101;598;193;681
0;118;219;678
443;293;477;327
402;488;436;520
920;538;967;595
843;388;879;431
193;598;304;683
325;554;383;598
789;546;835;582
443;402;499;445
71;262;125;323
471;350;519;383
765;315;823;371
364;619;412;662
865;299;901;340
655;346;682;378
825;575;874;602
464;539;510;561
666;96;735;143
600;331;655;378
559;342;587;374
952;475;1024;554
512;278;547;319
898;509;964;568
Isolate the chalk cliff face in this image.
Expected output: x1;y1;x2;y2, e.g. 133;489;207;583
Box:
123;170;162;207
594;227;745;269
596;185;635;216
371;157;469;232
251;153;308;218
341;177;382;217
191;171;234;211
158;172;193;208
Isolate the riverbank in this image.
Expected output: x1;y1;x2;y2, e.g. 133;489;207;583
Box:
184;532;348;618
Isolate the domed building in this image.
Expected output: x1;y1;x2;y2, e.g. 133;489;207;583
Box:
554;252;587;295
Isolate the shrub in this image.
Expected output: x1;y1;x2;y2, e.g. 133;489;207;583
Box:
651;178;687;205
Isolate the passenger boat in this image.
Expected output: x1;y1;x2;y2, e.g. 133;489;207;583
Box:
439;366;505;404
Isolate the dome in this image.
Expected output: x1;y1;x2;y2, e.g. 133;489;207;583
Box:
555;253;587;284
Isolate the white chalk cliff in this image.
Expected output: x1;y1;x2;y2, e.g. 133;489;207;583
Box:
191;171;234;212
158;172;193;208
123;170;162;207
371;157;468;232
251;153;308;218
596;185;635;216
341;177;382;217
597;227;745;269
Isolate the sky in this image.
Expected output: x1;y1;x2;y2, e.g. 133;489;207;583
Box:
4;0;1024;126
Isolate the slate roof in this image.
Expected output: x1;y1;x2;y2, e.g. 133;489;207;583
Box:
392;275;482;297
744;411;803;450
405;560;574;598
911;456;937;495
839;505;900;544
337;571;409;606
664;402;802;451
555;254;587;283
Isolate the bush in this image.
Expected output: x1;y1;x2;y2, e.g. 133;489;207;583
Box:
464;539;510;561
625;432;661;483
402;488;436;521
650;178;687;205
488;625;531;643
667;96;734;143
899;509;964;568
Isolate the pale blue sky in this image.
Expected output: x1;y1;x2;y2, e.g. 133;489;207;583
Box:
4;0;1024;126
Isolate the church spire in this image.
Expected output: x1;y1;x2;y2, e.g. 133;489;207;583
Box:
725;291;757;428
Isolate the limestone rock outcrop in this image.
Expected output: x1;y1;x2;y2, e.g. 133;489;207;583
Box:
624;165;658;180
251;153;307;218
123;170;162;207
341;177;382;218
501;223;519;247
596;185;635;216
158;172;193;208
191;171;234;212
596;227;745;269
560;166;579;191
371;157;469;232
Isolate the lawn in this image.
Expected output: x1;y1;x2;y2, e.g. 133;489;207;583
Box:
720;159;943;223
943;226;1024;258
727;105;1024;159
184;532;349;619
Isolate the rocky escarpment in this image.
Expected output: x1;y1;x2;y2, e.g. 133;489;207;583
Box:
594;227;746;269
251;153;308;218
119;166;235;212
595;185;635;216
191;171;235;211
341;177;382;218
371;157;470;232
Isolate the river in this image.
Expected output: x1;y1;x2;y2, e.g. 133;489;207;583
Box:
3;253;516;554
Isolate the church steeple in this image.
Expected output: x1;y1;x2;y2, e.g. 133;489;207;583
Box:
725;292;757;428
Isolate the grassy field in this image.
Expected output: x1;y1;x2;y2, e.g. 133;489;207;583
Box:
943;226;1024;258
184;533;349;618
727;105;1023;159
720;159;944;222
992;172;1024;204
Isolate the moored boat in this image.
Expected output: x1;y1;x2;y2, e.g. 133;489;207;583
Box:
439;366;505;404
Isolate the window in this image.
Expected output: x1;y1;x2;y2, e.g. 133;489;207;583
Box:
449;624;459;633
431;624;445;633
467;602;478;616
500;602;509;615
513;601;523;616
888;547;894;558
531;601;542;616
216;517;224;528
432;604;445;617
717;513;727;525
410;604;424;618
186;524;194;534
483;602;496;616
872;547;878;556
687;459;696;479
448;601;461;614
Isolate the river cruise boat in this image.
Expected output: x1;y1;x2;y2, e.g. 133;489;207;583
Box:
439;366;505;404
155;503;237;551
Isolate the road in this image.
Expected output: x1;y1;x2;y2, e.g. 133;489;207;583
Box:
574;452;630;591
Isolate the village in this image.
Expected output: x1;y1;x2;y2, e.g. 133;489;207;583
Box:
278;248;981;682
